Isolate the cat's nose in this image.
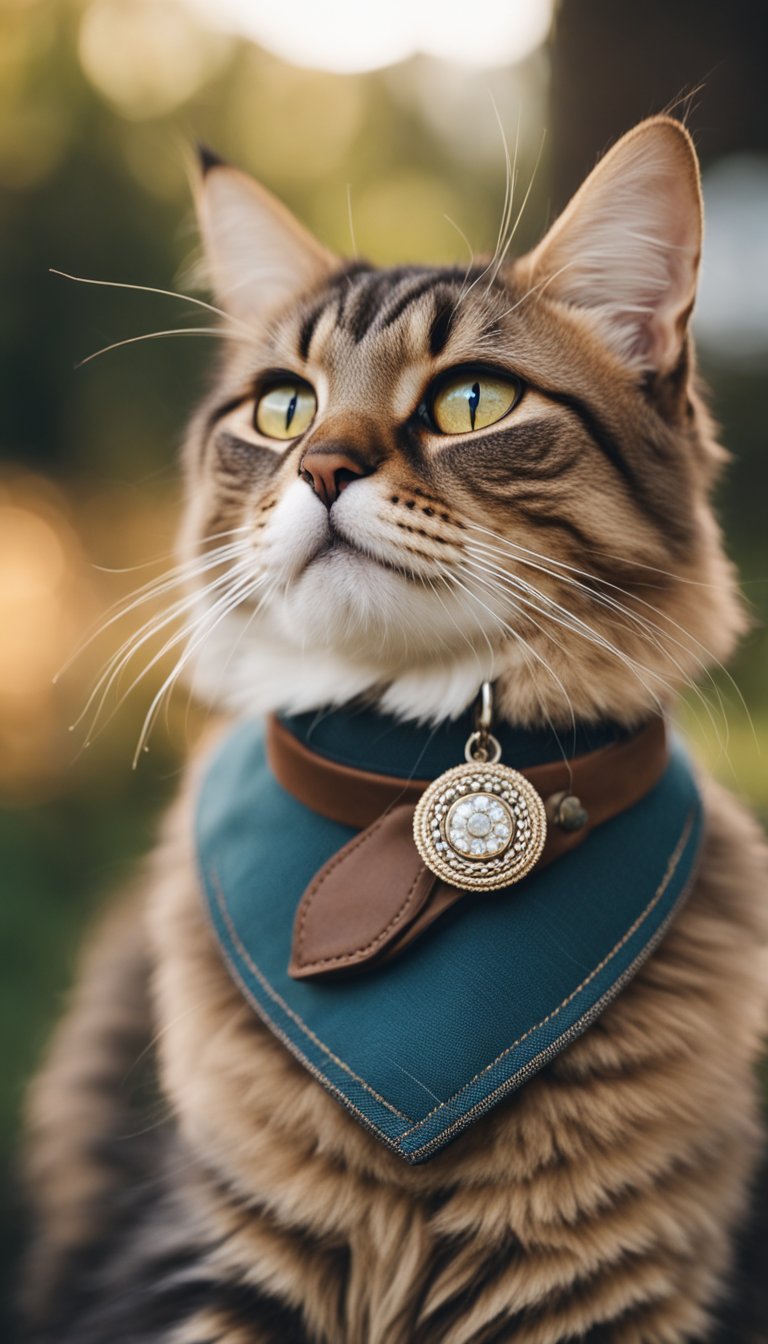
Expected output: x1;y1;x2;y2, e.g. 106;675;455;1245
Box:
299;448;370;508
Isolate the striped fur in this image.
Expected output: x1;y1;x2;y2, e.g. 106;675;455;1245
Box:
21;117;768;1341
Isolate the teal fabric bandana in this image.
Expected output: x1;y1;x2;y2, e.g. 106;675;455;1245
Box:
196;708;703;1164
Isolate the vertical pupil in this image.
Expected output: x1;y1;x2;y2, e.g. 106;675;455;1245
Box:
467;381;480;430
285;391;298;432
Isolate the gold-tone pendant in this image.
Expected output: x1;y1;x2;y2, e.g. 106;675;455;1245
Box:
413;684;547;892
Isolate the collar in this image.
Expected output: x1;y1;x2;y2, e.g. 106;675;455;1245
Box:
278;702;628;777
196;706;703;1163
266;712;669;979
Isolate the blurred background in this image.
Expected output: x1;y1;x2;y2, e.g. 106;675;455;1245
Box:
1;0;767;1326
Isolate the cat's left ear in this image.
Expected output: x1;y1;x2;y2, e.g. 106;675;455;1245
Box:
524;117;703;374
194;147;337;319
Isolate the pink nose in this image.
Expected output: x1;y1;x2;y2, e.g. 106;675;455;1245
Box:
299;449;368;507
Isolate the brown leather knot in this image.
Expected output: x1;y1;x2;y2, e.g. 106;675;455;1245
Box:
289;805;437;978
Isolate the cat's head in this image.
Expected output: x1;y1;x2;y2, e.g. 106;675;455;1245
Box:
179;117;743;727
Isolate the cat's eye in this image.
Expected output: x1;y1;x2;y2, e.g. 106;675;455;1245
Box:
429;371;522;436
254;381;316;440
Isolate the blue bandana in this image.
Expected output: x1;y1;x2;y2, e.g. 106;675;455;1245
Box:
196;708;703;1164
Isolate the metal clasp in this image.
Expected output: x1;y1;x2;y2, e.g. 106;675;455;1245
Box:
465;681;502;764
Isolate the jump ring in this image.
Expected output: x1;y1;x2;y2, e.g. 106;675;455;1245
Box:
464;730;502;765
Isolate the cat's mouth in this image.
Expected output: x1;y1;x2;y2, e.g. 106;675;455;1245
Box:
307;521;418;581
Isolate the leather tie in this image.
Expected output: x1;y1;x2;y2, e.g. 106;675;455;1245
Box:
265;714;669;981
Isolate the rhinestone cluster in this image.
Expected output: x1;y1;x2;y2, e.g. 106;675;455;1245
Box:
413;763;547;892
446;794;514;858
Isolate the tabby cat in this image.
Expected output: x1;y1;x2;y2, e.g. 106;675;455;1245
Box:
21;117;768;1343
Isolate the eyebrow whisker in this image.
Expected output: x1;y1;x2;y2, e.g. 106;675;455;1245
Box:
75;327;251;368
50;269;254;337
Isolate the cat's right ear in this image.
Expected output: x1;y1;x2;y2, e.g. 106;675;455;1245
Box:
194;147;337;320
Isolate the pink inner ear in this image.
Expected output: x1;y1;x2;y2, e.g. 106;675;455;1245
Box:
196;163;336;321
525;119;703;374
647;246;701;368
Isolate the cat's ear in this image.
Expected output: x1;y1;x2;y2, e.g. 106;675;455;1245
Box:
525;117;702;373
194;147;336;319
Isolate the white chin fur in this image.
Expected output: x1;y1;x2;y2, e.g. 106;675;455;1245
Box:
276;551;473;664
187;611;497;724
262;476;495;665
186;475;503;723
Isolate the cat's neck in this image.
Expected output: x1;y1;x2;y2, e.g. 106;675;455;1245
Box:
189;612;669;736
187;613;490;724
188;619;666;733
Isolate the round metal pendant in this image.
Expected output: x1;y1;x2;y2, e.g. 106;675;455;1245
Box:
413;762;547;892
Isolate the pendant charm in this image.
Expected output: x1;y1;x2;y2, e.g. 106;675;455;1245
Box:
413;684;547;892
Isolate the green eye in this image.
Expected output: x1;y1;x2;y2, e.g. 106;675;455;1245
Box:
430;372;521;435
255;382;316;440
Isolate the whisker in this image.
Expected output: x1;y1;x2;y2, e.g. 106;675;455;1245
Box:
443;560;580;749
85;537;249;625
492;97;517;273
463;521;750;747
436;561;577;748
132;573;270;765
89;524;249;575
50;269;253;337
55;538;251;682
82;567;261;751
466;523;726;668
213;573;281;686
465;555;669;688
468;538;704;662
483;106;519;290
442;214;475;268
463;552;726;751
174;566;274;749
74;561;253;737
488;127;546;286
346;183;358;258
609;556;747;589
76;327;250;368
461;556;677;725
170;574;273;761
466;538;730;729
442;214;476;296
453;95;516;310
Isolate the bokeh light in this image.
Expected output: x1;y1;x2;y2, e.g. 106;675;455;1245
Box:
222;56;365;185
79;0;231;118
0;480;82;800
696;155;768;363
185;0;555;73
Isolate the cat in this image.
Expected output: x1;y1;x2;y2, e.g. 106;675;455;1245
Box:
20;116;768;1344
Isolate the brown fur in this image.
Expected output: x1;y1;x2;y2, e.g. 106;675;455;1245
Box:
21;117;768;1342
22;893;152;1318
